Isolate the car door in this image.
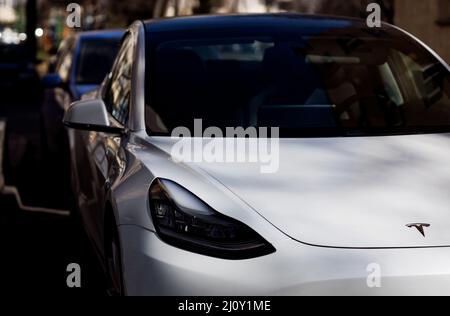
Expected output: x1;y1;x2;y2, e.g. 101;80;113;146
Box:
75;33;135;253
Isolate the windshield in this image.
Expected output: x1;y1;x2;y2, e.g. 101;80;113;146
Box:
75;38;120;85
145;28;450;137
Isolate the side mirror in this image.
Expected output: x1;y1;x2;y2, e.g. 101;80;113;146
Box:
63;99;124;134
42;73;63;89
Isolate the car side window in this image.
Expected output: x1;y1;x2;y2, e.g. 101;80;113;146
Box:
104;35;134;125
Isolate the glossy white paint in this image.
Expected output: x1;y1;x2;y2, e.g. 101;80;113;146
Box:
120;225;450;296
142;134;450;248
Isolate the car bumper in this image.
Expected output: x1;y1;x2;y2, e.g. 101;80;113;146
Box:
119;225;450;296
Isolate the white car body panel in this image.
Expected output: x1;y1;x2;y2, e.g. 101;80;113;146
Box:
120;225;450;296
140;134;450;249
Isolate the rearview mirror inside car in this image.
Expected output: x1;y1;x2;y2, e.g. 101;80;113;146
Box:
63;99;124;134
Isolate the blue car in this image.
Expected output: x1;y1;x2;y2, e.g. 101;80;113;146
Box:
41;30;123;157
39;30;123;209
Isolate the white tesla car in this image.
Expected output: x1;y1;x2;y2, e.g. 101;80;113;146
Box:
64;14;450;296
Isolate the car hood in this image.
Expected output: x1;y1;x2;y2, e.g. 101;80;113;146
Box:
150;134;450;248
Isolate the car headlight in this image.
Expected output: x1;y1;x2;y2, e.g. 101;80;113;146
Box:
149;179;276;260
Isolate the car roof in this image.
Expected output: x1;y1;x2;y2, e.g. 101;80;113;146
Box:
143;13;392;34
75;29;124;41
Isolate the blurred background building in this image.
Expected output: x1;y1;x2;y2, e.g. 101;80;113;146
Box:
0;0;27;45
396;0;450;64
1;0;450;63
152;0;394;21
32;0;396;57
